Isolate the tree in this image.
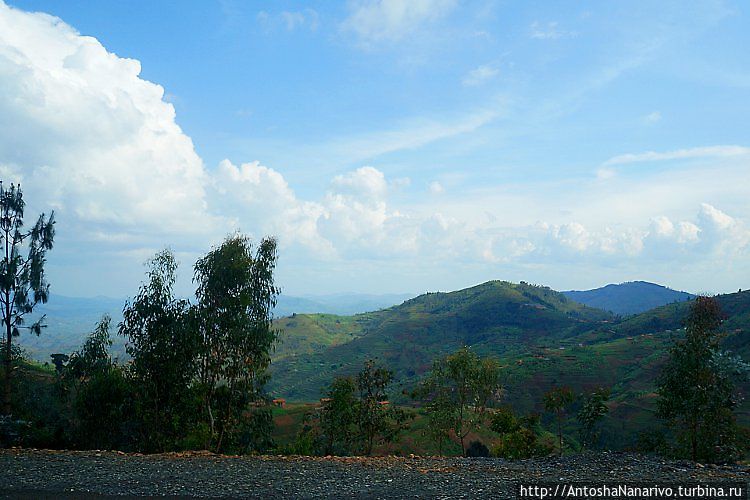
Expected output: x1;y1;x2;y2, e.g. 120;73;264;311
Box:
319;376;358;455
66;315;113;380
421;392;455;456
576;387;610;449
543;385;575;456
418;347;503;455
192;234;279;452
356;359;403;455
65;315;134;450
119;249;197;452
657;296;749;462
0;182;55;415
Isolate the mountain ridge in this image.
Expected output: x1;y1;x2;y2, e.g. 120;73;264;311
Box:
563;281;694;315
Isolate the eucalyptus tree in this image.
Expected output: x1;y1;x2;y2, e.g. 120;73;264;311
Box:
192;234;279;452
119;249;197;452
417;347;503;455
544;385;575;456
657;296;749;462
0;182;55;416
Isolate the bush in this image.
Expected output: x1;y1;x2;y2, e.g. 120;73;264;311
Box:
635;429;668;455
492;428;538;459
465;440;490;457
490;406;520;435
0;415;26;448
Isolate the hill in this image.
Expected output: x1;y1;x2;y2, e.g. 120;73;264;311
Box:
16;292;411;364
275;292;413;317
269;285;750;449
563;281;694;315
269;281;615;400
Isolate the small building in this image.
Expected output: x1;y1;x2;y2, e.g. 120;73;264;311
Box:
272;398;286;408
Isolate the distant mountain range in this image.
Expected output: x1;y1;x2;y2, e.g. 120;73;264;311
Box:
563;281;694;315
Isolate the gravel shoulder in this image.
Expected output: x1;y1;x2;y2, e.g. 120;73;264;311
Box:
1;449;748;499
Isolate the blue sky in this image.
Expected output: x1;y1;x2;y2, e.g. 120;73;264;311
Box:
1;0;749;298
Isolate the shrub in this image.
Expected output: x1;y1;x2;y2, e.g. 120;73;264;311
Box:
465;440;490;457
490;406;520;435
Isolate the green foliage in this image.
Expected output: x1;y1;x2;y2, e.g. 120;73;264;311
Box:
491;410;555;459
636;428;668;455
357;360;400;455
319;376;358;455
576;387;610;449
239;407;275;454
490;406;520;435
297;360;407;456
72;366;135;450
192;234;280;452
49;353;68;374
66;315;113;379
657;296;749;463
119;249;198;452
63;315;137;450
544;385;575;456
0;182;55;415
417;347;503;455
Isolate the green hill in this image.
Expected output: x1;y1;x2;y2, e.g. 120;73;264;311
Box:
268;284;750;450
269;281;615;400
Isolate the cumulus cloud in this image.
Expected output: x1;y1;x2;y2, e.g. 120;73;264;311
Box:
479;204;748;267
341;0;456;45
0;1;215;241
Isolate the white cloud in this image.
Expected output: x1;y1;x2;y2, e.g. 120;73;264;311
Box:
644;111;662;123
0;1;216;240
258;9;320;33
281;10;319;31
428;181;445;195
342;0;456;45
462;64;499;87
595;167;617;180
530;21;575;40
330;166;387;202
324;108;499;164
604;145;750;166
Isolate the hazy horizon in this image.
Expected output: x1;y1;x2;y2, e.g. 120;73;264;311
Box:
1;0;748;299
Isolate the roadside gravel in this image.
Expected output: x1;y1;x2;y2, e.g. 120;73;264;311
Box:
1;449;748;498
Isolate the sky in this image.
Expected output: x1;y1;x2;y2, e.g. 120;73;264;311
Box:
0;0;748;299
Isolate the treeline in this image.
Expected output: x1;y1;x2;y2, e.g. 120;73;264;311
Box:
3;236;279;454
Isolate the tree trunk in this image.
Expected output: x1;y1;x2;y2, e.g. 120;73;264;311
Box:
557;412;563;456
3;299;11;416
